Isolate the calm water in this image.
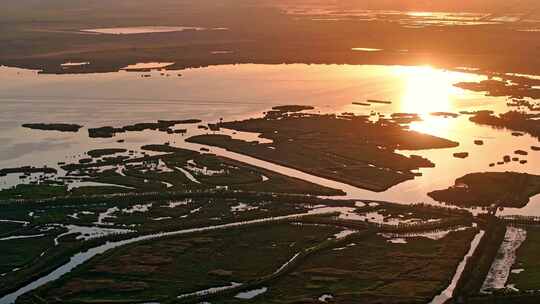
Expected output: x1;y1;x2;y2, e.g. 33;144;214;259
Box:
80;26;222;35
0;63;539;215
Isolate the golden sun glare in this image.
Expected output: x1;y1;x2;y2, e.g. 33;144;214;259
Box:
395;65;453;114
392;65;464;137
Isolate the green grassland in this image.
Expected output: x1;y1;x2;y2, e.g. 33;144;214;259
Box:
0;145;342;202
186;113;458;192
0;193;353;297
218;229;477;304
0;184;68;201
22;223;342;303
0;235;56;274
18;226;478;304
429;172;540;208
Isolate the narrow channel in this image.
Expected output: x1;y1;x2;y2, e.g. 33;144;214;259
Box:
0;139;481;304
430;230;486;304
0;211;332;304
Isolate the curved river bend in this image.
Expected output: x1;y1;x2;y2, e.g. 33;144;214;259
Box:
0;211;332;304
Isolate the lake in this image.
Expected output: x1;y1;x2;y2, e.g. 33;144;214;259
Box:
1;63;539;215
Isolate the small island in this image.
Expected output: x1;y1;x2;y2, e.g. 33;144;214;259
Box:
88;119;201;138
87;148;128;158
515;150;529;156
453;152;469;159
22;123;83;132
431;112;459;118
353;102;370;106
469;111;540;139
271;105;314;112
454;76;540;100
0;166;57;177
367;99;392;104
428;172;540;208
390;113;422;124
187;108;458;192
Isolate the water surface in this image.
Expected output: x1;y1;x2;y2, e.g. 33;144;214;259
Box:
80;26;220;35
1;64;539;214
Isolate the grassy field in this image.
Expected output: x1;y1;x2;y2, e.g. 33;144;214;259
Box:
0;193;355;297
88;195;322;232
0;184;68;201
0;187;481;304
215;229;477;303
22;223;342;303
0;235;56;274
428;172;540;208
0;144;342;202
0;221;27;236
187;113;457;192
14;222;478;303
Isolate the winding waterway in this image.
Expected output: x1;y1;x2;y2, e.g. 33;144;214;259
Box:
0;210;333;304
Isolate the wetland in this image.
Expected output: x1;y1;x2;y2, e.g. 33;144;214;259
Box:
2;1;540;302
1;62;540;303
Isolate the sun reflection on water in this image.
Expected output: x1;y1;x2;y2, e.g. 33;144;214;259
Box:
410;116;454;139
392;65;471;138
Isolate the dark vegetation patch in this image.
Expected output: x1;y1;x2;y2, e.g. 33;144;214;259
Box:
218;230;476;304
428;172;540;208
187;112;458;192
0;221;117;298
271;105;314;112
68;145;343;197
390;112;422;124
0;143;342;202
460;110;495;116
93;195;321;233
88;119;200;138
0;221;27;237
0;184;67;200
22;123;83;132
0;167;57;177
0;235;56;274
455;74;540;101
431;112;459;118
352;102;370;106
454;152;469;159
0;193;349;298
469;111;540;139
23;223;341;303
367;99;392;104
3;0;540;78
87;148;127;158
